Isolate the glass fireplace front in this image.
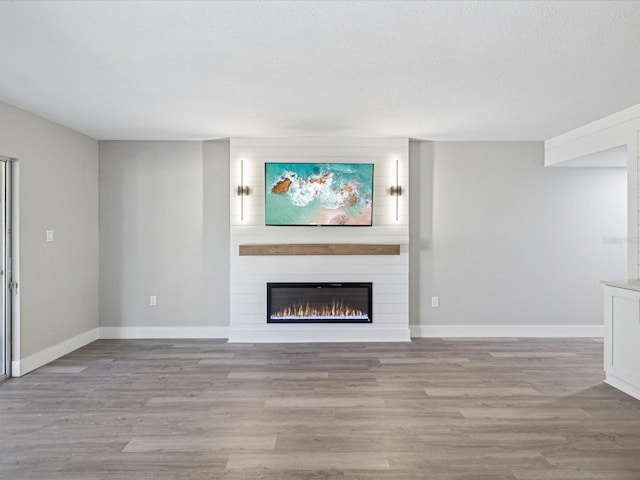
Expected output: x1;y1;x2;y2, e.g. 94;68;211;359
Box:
267;282;372;323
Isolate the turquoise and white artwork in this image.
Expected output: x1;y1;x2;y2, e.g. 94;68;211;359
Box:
265;163;374;226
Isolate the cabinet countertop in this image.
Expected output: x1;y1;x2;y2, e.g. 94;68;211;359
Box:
602;279;640;292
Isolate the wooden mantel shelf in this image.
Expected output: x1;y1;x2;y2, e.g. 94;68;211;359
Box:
239;243;401;256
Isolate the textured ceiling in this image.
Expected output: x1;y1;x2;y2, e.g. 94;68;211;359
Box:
1;1;640;141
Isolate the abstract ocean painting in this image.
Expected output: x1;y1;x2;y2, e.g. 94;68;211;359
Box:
265;163;374;226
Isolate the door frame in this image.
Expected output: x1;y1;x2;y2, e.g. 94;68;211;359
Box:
0;157;15;380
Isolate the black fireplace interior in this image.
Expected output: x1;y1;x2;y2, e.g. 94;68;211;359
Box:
267;282;373;323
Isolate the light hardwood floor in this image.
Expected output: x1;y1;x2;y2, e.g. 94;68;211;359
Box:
1;338;640;479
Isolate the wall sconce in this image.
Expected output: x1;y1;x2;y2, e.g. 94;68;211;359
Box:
238;159;250;221
389;159;402;221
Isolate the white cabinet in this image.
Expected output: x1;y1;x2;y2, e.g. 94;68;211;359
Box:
604;284;640;400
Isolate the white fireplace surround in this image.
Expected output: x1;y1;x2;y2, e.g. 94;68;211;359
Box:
229;137;410;342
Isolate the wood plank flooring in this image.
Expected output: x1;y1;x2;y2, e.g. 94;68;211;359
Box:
1;338;640;479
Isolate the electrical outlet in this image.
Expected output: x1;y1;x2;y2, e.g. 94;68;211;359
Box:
150;295;157;306
431;296;439;308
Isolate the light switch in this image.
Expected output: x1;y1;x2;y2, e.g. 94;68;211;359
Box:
46;230;54;242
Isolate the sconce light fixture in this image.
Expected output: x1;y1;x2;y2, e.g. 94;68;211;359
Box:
238;159;250;221
390;185;402;196
390;159;402;221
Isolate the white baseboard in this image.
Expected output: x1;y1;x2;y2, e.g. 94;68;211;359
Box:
12;324;601;377
410;324;604;338
11;327;99;377
99;326;230;339
228;328;411;343
605;373;640;402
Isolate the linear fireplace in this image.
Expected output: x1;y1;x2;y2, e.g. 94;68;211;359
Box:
267;282;373;323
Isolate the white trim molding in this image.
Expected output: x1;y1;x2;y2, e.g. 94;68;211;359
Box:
99;326;230;339
11;324;605;377
11;326;230;376
11;327;99;377
544;103;640;167
229;327;411;343
605;373;640;401
543;103;639;279
410;324;604;338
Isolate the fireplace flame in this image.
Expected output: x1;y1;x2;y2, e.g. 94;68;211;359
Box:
272;299;366;319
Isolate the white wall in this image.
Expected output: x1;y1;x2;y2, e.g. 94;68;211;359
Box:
0;100;628;372
229;137;410;342
411;141;627;333
99;139;622;340
203;140;230;328
100;142;203;333
409;140;434;327
99;141;230;337
0;100;99;373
